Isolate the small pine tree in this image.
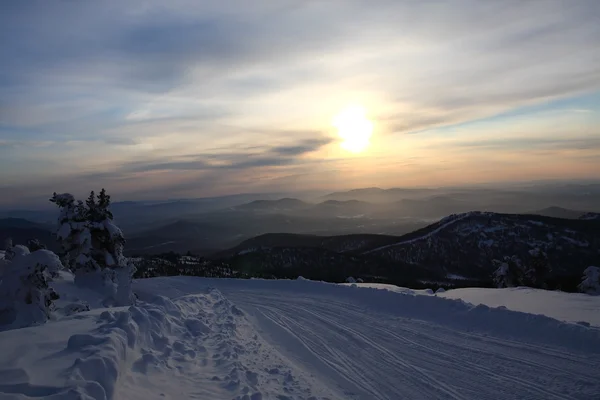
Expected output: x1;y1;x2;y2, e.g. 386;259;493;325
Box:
578;266;600;295
97;188;113;219
86;190;98;221
522;248;551;288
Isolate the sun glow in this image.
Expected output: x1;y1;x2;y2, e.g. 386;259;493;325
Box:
332;105;373;153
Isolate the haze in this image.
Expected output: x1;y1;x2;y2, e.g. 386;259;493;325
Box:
1;1;599;207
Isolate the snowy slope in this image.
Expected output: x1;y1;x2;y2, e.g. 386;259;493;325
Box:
344;282;600;327
1;277;600;399
438;286;600;327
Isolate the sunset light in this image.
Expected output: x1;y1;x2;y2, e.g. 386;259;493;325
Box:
332;105;373;153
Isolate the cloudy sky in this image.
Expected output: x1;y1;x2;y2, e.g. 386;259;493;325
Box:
1;0;599;206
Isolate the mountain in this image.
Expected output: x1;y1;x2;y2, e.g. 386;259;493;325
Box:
0;217;53;230
233;198;310;212
126;218;248;255
231;198;381;218
217;232;400;258
0;218;57;251
394;196;476;218
362;212;599;281
218;212;600;289
321;185;600;214
110;193;291;233
529;206;588;219
322;187;438;203
310;200;374;217
224;245;430;285
0;210;55;225
126;210;429;256
0;193;293;235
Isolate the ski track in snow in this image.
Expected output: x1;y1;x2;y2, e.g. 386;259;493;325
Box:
231;293;598;400
1;277;600;400
133;278;600;400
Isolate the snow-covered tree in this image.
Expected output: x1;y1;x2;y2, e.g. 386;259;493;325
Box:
50;189;135;305
346;276;357;283
87;189;126;269
0;249;62;329
50;193;93;275
87;189;134;305
492;256;521;288
492;250;552;289
578;266;600;295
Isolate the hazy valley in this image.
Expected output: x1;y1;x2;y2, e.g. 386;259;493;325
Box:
3;183;599;292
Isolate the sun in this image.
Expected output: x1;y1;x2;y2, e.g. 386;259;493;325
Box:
332;105;373;153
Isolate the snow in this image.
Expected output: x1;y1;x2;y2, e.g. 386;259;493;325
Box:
57;222;73;241
484;225;506;233
528;220;546;227
439;286;600;327
238;247;258;255
340;282;433;295
447;273;469;280
1;276;600;399
0;249;62;330
103;219;124;240
580;212;600;220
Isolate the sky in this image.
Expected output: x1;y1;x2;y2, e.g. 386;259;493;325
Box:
1;0;599;207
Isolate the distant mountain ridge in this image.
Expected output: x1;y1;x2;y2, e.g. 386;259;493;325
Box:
233;198;310;212
529;206;589;220
217;211;600;287
0;218;58;251
216;232;400;258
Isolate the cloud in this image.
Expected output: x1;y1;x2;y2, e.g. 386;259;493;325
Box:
1;0;600;205
111;135;332;174
434;136;600;152
0;139;54;149
270;138;333;156
100;137;141;146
